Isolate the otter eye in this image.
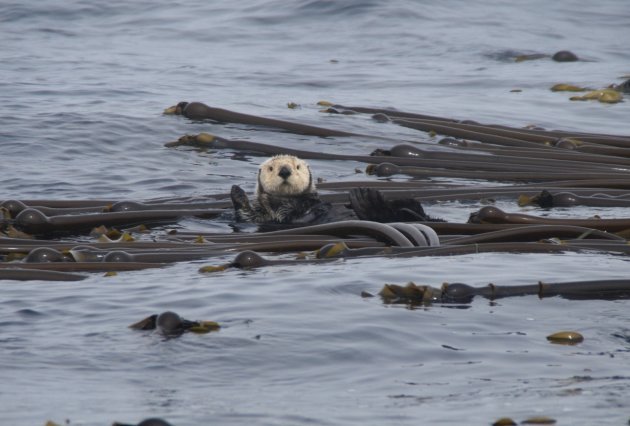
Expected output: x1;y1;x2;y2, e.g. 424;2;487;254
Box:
268;166;273;172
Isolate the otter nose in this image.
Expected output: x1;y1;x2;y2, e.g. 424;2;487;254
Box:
278;166;292;179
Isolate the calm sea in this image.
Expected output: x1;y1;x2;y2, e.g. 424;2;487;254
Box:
1;1;630;425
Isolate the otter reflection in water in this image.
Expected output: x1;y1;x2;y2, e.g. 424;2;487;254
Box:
230;155;443;226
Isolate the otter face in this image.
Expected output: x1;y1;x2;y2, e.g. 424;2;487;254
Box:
256;155;314;196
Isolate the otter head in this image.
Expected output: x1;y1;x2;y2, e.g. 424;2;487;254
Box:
256;155;315;196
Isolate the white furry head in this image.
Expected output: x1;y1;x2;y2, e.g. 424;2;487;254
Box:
256;155;315;196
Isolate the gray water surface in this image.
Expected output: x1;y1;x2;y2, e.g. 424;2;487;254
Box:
1;1;630;425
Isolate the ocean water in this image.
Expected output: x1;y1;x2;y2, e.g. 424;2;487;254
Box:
1;1;630;425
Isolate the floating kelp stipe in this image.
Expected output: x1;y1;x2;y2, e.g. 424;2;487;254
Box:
372;280;630;306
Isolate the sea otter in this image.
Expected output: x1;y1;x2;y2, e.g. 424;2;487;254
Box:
230;155;442;225
230;155;328;224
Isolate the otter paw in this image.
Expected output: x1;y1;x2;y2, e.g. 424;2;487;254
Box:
230;186;254;222
349;187;390;221
230;185;249;209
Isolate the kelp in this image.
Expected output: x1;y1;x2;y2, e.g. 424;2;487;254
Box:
320;102;630;145
113;420;173;426
372;279;630;305
0;268;87;281
164;101;357;137
546;331;584;345
570;89;623;104
129;311;220;336
9;207;224;236
519;190;630;208
511;50;578;63
469;205;630;232
4;102;630;286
